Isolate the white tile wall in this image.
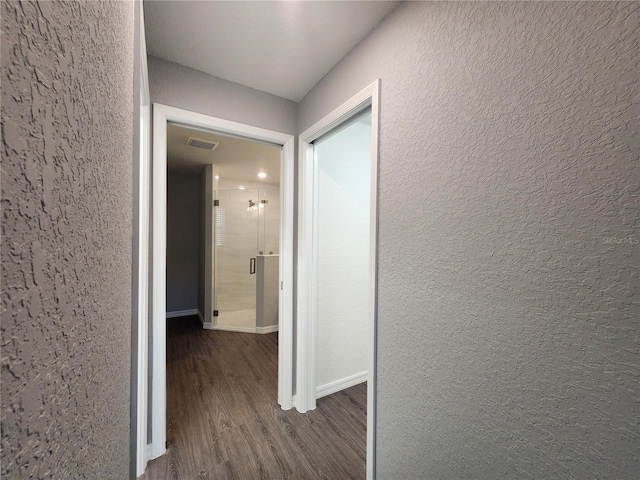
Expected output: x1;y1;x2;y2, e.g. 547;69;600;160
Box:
214;184;280;327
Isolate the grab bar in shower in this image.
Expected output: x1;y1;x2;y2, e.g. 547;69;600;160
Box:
250;257;256;275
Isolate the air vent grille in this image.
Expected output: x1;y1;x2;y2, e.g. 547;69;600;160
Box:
187;137;219;150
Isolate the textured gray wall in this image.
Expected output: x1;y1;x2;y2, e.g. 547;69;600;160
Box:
1;1;134;478
148;55;297;134
299;2;639;478
167;172;200;313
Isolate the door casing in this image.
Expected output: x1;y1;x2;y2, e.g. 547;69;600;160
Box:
134;0;150;475
150;104;295;459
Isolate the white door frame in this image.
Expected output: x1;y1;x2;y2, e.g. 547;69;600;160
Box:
296;80;380;480
135;0;150;474
150;104;296;458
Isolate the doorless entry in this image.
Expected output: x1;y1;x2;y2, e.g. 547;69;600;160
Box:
297;80;380;480
151;105;295;459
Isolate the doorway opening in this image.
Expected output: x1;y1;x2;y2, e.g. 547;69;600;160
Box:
151;104;294;459
297;80;380;480
166;124;282;335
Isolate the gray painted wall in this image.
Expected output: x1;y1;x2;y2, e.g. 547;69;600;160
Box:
197;165;214;325
198;169;207;319
148;55;297;134
299;2;639;478
256;255;279;328
167;172;200;313
1;1;134;478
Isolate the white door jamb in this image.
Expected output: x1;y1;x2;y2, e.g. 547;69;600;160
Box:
135;1;151;474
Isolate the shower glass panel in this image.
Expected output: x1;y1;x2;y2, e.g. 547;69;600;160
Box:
214;188;260;330
214;187;279;330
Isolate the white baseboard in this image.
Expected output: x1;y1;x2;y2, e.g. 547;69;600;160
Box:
256;325;279;334
212;325;256;334
197;310;213;329
316;371;367;399
166;309;198;319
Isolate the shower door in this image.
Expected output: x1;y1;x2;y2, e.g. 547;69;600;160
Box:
214;189;259;330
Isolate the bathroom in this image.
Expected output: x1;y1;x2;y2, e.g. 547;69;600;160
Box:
166;123;281;334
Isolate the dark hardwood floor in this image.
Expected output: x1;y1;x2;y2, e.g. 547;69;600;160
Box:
140;316;366;480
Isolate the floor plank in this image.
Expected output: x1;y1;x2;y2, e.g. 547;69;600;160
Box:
141;316;366;479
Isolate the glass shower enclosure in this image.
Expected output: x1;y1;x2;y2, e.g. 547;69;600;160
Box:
213;187;279;331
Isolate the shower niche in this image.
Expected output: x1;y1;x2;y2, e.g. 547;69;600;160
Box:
213;187;279;332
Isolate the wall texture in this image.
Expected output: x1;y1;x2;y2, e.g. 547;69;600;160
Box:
167;171;200;312
299;2;639;478
148;55;297;135
1;1;134;478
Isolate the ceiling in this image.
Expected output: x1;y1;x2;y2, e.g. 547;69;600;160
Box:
167;123;280;185
143;1;399;101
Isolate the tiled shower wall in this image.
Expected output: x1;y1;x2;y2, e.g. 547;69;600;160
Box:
214;183;279;317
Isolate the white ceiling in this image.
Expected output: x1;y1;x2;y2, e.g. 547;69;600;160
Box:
144;1;399;101
167;123;280;185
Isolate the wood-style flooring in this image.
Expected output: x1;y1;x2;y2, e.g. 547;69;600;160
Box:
140;316;366;480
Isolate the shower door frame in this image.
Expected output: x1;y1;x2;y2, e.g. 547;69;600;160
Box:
151;104;295;459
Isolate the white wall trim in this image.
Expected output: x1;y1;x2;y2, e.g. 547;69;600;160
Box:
316;371;368;399
197;309;211;328
256;325;279;334
206;325;279;334
136;1;150;475
212;325;257;334
150;106;168;462
151;105;296;455
166;309;198;319
297;80;380;480
278;136;295;411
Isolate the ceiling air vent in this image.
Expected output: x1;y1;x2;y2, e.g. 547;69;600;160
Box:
187;137;219;150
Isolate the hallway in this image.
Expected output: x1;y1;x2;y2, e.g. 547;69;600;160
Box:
141;317;366;479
